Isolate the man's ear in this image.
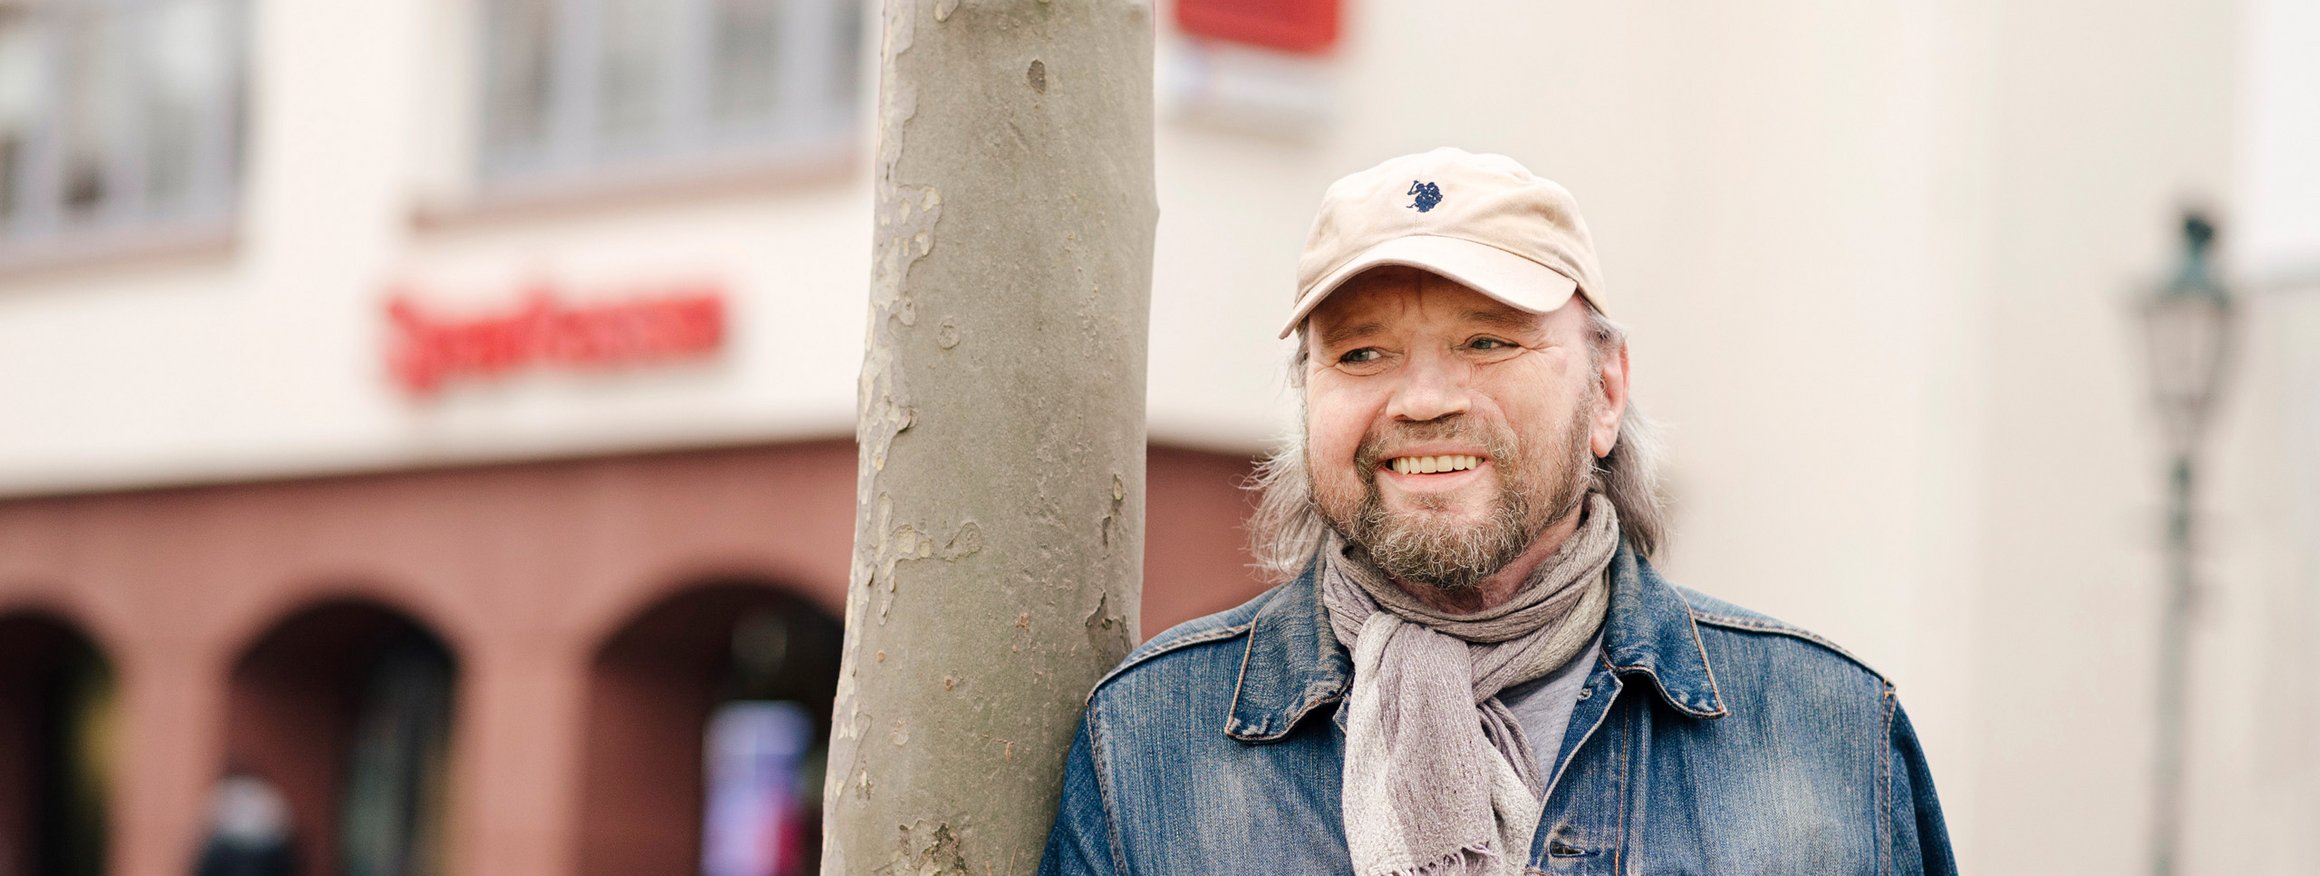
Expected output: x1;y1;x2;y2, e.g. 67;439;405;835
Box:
1591;340;1629;458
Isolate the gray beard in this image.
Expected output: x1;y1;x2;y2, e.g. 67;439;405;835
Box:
1349;482;1536;591
1321;408;1594;593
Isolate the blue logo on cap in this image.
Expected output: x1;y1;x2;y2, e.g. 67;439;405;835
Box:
1406;181;1442;213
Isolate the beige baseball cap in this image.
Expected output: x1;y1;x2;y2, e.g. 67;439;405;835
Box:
1281;147;1605;339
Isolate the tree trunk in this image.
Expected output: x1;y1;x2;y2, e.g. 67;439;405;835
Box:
822;0;1154;873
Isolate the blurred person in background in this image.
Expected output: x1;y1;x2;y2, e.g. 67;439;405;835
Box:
194;771;295;876
1039;148;1956;875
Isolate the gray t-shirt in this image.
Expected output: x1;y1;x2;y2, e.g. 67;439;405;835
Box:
1497;632;1603;780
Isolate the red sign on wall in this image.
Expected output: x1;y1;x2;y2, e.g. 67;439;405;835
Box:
1175;0;1340;54
386;282;726;396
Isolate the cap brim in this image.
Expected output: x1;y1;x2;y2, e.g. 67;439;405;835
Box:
1278;235;1583;338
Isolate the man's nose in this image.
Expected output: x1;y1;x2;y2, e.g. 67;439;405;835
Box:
1385;349;1472;422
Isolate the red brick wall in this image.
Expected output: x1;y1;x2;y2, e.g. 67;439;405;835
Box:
0;441;1268;876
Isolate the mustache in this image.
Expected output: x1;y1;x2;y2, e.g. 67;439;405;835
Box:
1352;417;1519;481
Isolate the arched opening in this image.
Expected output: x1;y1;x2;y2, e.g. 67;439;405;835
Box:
578;580;842;876
0;611;115;876
221;600;457;876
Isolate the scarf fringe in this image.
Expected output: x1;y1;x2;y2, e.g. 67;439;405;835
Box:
1369;842;1505;876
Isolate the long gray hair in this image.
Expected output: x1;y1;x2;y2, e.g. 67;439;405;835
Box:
1247;309;1670;583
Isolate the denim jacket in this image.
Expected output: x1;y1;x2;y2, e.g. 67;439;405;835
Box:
1039;541;1958;875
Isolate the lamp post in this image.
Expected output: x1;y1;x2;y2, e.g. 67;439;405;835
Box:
2136;211;2237;876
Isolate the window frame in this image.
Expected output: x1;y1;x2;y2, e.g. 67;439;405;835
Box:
471;0;861;194
0;0;248;260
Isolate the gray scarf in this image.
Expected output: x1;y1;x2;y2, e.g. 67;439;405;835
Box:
1320;492;1618;876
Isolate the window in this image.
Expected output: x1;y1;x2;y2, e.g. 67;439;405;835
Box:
578;581;840;876
0;612;115;876
0;0;246;245
477;0;861;185
224;601;459;876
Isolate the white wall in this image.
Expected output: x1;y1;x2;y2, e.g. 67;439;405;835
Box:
0;0;882;495
0;0;2308;871
2185;0;2320;869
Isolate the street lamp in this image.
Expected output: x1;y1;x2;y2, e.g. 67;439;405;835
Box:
2135;211;2237;876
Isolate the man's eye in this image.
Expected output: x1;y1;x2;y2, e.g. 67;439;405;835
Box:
1467;337;1517;352
1338;348;1383;365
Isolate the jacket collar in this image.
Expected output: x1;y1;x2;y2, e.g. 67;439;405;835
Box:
1223;559;1353;741
1597;541;1728;718
1225;538;1725;742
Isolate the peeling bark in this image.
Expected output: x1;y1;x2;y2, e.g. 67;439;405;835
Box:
823;0;1154;872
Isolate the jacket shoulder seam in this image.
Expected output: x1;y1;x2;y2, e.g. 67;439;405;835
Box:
1081;695;1134;873
1877;684;1897;874
1687;609;1892;686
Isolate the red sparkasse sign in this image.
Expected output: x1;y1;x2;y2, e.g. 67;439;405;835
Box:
387;281;726;396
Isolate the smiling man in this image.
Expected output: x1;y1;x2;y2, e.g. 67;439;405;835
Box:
1039;149;1957;875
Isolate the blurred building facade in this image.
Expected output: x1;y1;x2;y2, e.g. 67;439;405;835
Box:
2;0;2317;874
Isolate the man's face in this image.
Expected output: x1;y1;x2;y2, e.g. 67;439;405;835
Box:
1302;267;1613;591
